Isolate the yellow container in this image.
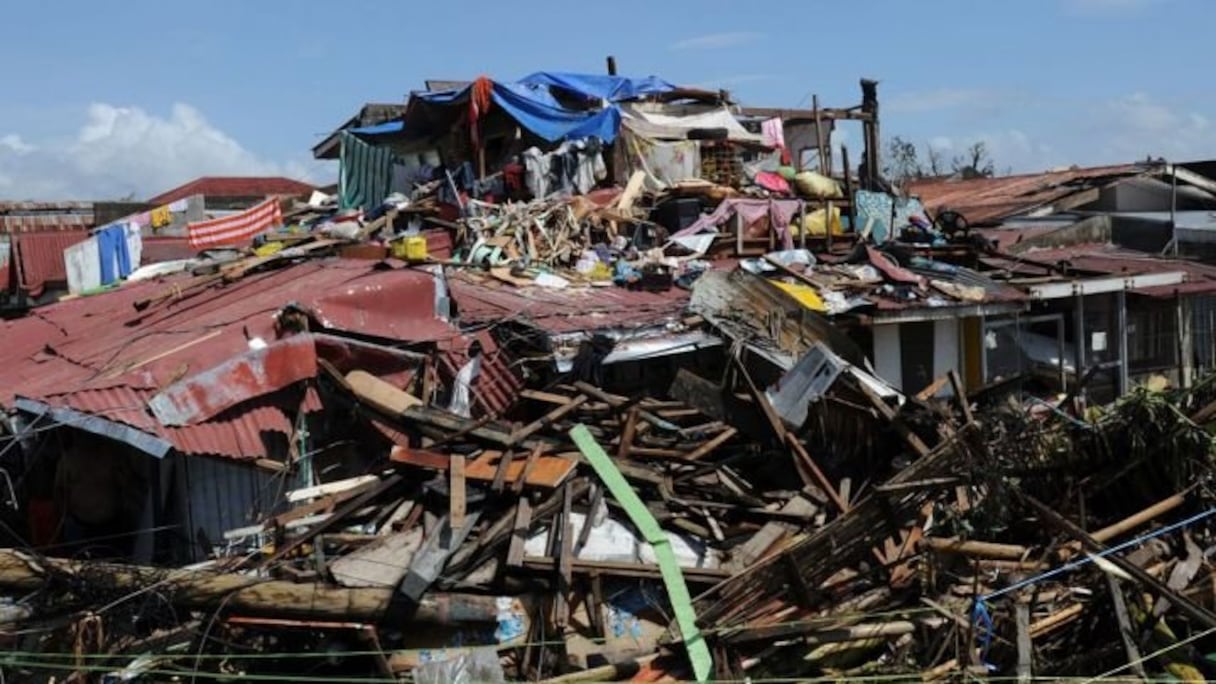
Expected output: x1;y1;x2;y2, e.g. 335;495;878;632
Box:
393;236;429;262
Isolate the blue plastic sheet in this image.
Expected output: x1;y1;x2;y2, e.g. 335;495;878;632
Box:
349;120;404;136
490;83;620;142
517;72;676;102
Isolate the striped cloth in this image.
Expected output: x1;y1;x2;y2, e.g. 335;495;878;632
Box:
187;198;282;248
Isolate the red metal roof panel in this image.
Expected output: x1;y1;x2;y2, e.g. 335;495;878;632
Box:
907;163;1145;224
9;230;90;297
0;258;457;461
148;177;316;206
449;275;690;334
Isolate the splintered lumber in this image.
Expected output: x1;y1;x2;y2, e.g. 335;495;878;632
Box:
920;538;1029;561
389;446;574;489
569;425;713;683
682;427;739;461
509;394;588;444
0;550;521;626
345;370;422;415
398;511;482;602
1023;494;1216;630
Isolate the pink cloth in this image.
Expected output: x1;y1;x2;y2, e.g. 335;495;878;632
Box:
755;171;791;194
674;198;804;250
761;118;785;149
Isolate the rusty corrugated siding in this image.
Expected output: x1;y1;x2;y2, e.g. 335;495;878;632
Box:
10;230;90;297
907;163;1145;224
0;258;456;461
450;275;690;333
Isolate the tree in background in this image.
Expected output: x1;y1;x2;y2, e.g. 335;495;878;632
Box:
883;137;998;183
952;141;996;179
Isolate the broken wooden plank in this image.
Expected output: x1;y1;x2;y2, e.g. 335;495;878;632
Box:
450;454;467;531
397;510;483;602
346;370;422;415
514;444;544;495
287;474;382;503
389;446;574;490
920;538;1029;561
1023;493;1216;630
617;407;639;460
682;427;739;462
509;394;588;444
787;434;849;514
1015;603;1032;684
507;497;533;568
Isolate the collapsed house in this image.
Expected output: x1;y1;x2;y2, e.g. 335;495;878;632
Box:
4;69;1216;683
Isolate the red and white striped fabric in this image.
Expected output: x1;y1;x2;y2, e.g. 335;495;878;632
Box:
187;198;283;248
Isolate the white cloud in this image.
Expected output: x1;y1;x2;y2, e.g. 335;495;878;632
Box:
0;134;33;154
0;102;327;200
671;31;763;51
1096;92;1216;162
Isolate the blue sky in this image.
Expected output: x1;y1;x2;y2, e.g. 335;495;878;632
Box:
0;0;1210;198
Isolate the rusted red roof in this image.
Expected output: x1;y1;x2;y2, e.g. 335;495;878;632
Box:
6;230;90;298
983;243;1216;296
0;259;461;461
147;177;316;206
449;274;690;334
907;164;1145;225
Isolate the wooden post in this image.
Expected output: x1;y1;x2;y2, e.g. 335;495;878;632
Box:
1015;603;1032;684
1178;295;1194;389
841;145;857;238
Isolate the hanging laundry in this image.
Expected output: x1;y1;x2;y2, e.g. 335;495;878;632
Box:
150;205;172;230
123;222;143;269
520;138;606;199
339;131;398;212
167;198;190;213
97;225;131;286
187;198;283;248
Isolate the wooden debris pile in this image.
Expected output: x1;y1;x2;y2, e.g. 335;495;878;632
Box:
6;365;1216;683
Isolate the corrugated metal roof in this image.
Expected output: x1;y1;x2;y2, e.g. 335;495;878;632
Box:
8;230;90;297
0;258;458;461
450;274;690;333
907;163;1145;224
437;330;524;418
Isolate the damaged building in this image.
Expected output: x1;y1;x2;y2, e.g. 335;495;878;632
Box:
2;68;1216;684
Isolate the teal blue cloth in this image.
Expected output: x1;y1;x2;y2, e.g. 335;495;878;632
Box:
339;131;397;212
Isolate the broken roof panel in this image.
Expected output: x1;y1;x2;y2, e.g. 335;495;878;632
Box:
449;274;690;334
7;230;91;298
908;163;1145;225
0;258;456;460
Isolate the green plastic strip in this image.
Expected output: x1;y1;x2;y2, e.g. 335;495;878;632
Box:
569;424;713;683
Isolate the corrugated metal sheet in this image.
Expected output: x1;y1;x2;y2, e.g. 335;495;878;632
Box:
450;274;690;333
437;330;524;418
0;258;455;461
908;164;1145;224
8;230;90;297
0;215;94;233
175;452;282;560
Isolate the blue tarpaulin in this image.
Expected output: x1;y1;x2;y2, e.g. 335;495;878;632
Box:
490;82;621;142
411;76;628;143
517;72;676;102
350;120;404;136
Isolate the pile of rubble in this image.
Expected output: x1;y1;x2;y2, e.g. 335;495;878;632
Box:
2;264;1216;682
6;72;1216;683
